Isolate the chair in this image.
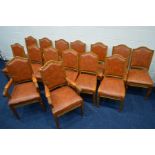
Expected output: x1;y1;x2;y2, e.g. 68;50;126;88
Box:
70;40;86;54
28;46;43;81
62;49;79;83
25;36;38;51
75;52;98;105
40;60;84;128
2;43;27;79
3;56;46;119
11;43;26;57
91;42;108;80
126;46;154;98
39;37;53;51
112;44;132;68
55;39;69;58
43;47;59;63
97;55;127;111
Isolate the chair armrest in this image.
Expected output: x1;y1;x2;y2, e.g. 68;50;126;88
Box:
66;77;82;94
3;78;13;98
45;85;52;106
32;75;39;88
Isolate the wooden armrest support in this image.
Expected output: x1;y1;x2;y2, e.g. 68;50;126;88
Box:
66;77;82;93
3;78;13;97
32;75;39;88
45;85;52;106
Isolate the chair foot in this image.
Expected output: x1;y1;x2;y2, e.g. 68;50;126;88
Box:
119;100;124;112
54;116;60;129
10;106;20;119
97;95;100;107
145;87;152;99
80;104;84;116
93;93;96;105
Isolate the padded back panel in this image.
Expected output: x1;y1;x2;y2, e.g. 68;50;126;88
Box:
91;42;108;62
43;47;59;63
25;36;38;49
39;37;53;50
131;47;153;70
79;52;98;73
11;43;26;57
40;61;66;90
55;39;69;57
70;40;86;54
104;55;126;78
62;49;78;70
7;57;32;83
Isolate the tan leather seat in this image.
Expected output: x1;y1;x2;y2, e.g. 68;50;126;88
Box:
62;49;79;83
50;86;83;116
40;60;84;128
127;69;153;86
3;57;45;119
9;82;40;105
98;77;125;99
126;46;154;98
75;52;98;105
97;54;127;111
65;70;78;82
91;42;108;80
76;73;97;92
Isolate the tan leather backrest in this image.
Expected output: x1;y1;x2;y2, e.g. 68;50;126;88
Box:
39;37;53;51
91;42;108;62
7;57;33;83
104;54;127;79
79;52;98;74
25;36;38;50
130;47;154;70
43;47;59;63
70;40;86;54
40;61;66;90
62;49;78;70
28;46;42;64
112;44;132;67
55;39;69;57
11;43;26;57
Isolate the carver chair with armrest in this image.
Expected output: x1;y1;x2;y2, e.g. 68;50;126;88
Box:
97;54;127;111
126;46;154;98
91;42;108;80
40;60;84;128
3;56;46;119
75;52;98;105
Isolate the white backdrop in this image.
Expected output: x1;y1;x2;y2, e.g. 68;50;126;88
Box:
0;26;155;81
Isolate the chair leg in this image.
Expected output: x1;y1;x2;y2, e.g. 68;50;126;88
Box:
10;106;20;119
119;100;124;112
93;93;96;105
54;116;60;129
97;95;100;107
80;104;84;116
145;87;152;99
39;99;46;112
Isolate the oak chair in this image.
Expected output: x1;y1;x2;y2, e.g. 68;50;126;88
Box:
97;54;127;111
28;46;43;81
126;47;154;98
62;49;79;83
70;40;86;54
3;56;46;119
40;60;84;128
25;36;38;51
43;47;59;64
91;42;108;80
75;52;98;105
55;39;69;59
112;44;132;68
39;37;53;51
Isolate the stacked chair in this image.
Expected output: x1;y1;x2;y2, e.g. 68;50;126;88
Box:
2;36;155;128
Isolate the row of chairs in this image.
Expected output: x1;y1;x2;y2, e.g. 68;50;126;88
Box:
2;36;154;128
